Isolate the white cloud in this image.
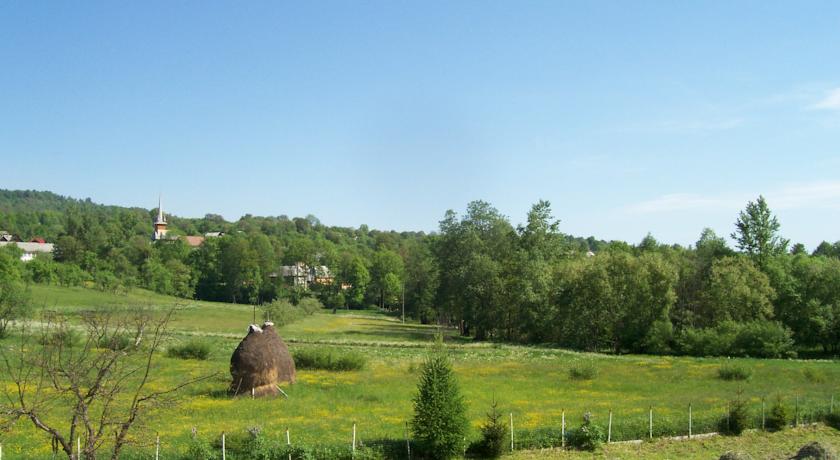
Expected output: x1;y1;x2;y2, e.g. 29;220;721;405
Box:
624;181;840;215
811;88;840;110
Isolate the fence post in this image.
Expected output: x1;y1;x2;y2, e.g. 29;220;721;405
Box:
795;397;799;427
649;406;653;440
608;410;613;443
510;413;514;452
405;422;411;460
222;433;226;460
155;434;160;460
561;410;566;448
286;427;291;460
832;395;835;414
762;398;766;431
688;404;692;439
77;436;81;460
352;422;357;456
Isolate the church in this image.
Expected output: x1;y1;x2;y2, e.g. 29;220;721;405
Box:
151;196;214;247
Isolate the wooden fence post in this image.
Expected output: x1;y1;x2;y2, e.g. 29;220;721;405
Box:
155;434;160;460
649;406;653;440
762;398;766;431
286;427;291;460
509;413;514;452
561;410;566;448
405;422;411;460
352;422;357;456
795;397;799;427
77;436;81;460
688;404;692;439
222;433;226;460
607;410;613;443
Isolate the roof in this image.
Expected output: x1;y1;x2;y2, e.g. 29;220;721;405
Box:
30;238;46;244
0;242;55;253
205;231;225;237
183;236;205;247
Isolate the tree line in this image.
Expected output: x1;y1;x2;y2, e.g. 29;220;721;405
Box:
2;190;840;356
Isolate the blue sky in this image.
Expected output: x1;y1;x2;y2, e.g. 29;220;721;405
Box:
2;1;840;248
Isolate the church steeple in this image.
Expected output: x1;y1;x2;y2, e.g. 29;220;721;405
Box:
152;194;168;240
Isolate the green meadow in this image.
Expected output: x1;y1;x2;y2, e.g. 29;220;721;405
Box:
1;285;838;458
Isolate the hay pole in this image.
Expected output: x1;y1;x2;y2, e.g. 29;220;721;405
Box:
276;385;289;399
509;412;514;451
561;409;565;448
607;410;613;443
155;434;160;460
688;404;692;439
352;422;357;457
222;433;226;460
286;427;291;460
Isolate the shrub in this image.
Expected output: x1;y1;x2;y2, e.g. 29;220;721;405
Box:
719;395;750;435
411;337;468;460
717;364;752;381
39;328;79;348
569;361;598;381
262;298;322;327
167;340;211;360
803;368;827;383
568;412;605;451
180;437;215;460
98;333;132;351
293;347;366;371
470;399;507;458
732;321;794;358
825;413;840;430
297;297;325;314
676;323;738;356
765;397;788;432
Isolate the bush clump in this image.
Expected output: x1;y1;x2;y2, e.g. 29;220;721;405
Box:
167;340;211;360
717;363;752;381
765;397;788;432
569;361;598;381
568;412;605;451
293;347;366;371
261;298;324;327
98;333;132;351
719;395;750;435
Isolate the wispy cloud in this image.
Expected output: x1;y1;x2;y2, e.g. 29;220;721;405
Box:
624;181;840;215
616;118;744;134
811;88;840;110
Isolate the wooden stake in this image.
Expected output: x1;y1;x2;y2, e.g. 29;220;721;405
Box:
561;410;566;448
222;433;226;460
405;422;411;460
795;396;799;427
608;410;613;443
77;437;81;460
688;404;692;439
352;422;357;455
649;406;653;439
155;434;160;460
286;427;291;460
762;398;766;430
509;412;514;451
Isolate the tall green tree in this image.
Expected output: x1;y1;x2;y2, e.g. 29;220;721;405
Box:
731;196;789;267
411;337;468;459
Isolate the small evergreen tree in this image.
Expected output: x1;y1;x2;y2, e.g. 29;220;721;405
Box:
411;335;468;459
475;398;507;458
765;396;788;432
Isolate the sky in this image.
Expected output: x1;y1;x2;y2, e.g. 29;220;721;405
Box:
2;1;840;249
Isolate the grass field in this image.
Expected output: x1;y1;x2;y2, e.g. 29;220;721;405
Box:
2;285;839;458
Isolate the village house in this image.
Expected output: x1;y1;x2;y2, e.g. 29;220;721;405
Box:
0;231;54;262
277;262;333;289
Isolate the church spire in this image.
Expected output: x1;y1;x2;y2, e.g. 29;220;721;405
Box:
155;194;166;224
152;194;168;240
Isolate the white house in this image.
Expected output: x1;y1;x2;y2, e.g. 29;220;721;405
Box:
0;241;55;262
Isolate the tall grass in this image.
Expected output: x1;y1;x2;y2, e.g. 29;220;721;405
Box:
293;347;366;371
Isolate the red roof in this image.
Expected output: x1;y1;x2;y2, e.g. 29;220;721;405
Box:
184;236;205;247
30;238;46;244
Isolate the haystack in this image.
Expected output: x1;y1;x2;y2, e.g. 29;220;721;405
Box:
229;321;296;397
